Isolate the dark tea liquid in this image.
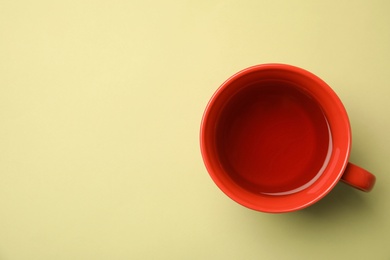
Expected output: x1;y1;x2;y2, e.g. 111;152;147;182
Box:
216;82;332;195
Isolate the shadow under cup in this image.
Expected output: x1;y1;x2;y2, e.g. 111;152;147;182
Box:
201;65;351;212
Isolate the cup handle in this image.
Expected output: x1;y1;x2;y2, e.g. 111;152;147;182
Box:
340;163;376;192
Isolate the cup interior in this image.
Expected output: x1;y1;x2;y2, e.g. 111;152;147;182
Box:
215;81;332;195
200;64;351;212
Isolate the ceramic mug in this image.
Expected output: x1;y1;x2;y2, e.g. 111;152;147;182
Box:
200;64;376;213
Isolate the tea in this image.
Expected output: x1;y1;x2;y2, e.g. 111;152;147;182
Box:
216;81;331;195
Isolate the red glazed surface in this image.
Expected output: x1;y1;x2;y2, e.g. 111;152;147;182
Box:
200;64;375;213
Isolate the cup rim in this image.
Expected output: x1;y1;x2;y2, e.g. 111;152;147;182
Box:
200;64;351;213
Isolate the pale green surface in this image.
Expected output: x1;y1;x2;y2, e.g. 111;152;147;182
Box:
0;0;389;259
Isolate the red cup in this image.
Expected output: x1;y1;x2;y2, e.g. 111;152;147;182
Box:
200;64;376;213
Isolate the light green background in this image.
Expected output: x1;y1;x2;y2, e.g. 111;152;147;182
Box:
1;0;389;259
